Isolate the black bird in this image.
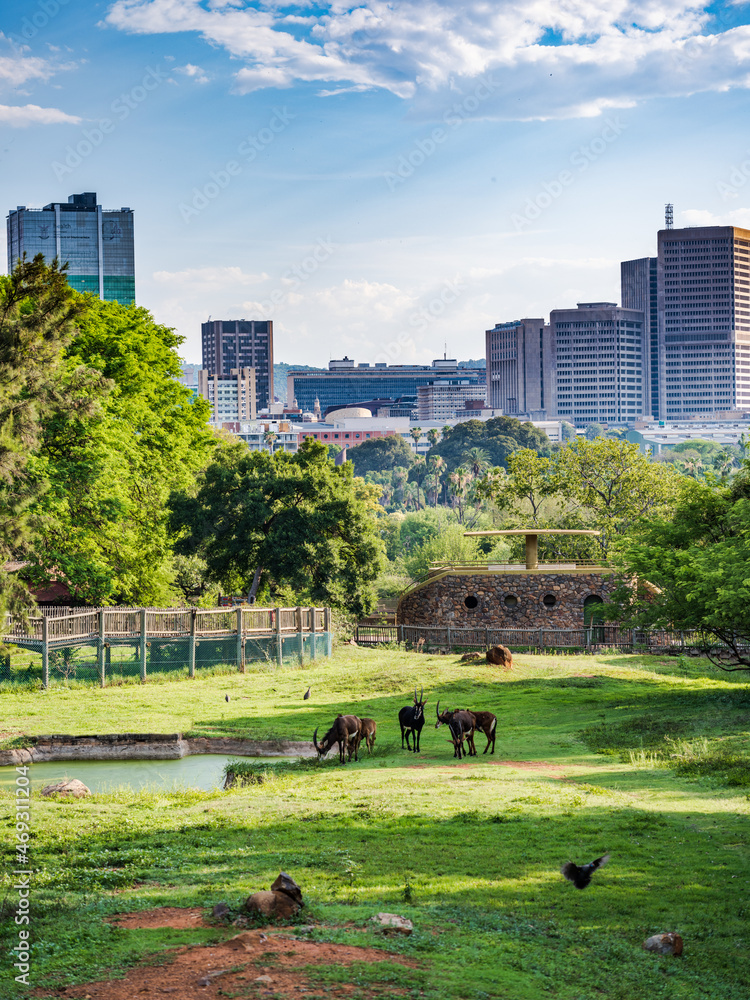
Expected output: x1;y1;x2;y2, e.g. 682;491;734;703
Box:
225;694;230;703
303;687;311;700
561;853;610;889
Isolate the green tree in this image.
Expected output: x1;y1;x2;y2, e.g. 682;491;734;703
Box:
426;417;551;474
427;428;440;448
169;439;385;616
612;468;750;669
0;255;96;612
585;423;604;440
26;297;215;606
264;429;277;454
347;434;415;475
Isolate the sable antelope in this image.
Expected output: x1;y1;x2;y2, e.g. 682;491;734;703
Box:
399;686;427;752
467;710;497;754
435;702;477;757
346;718;377;760
313;715;362;764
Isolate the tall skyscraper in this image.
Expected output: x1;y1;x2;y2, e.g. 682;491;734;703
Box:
485;318;551;416
201;319;274;412
7;192;135;302
621;257;658;419
549;302;648;424
657;225;750;418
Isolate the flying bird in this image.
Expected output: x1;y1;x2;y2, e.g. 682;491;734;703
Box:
561;853;610;889
303;687;311;700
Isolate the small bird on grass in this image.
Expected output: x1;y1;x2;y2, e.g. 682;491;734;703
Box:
561;853;610;889
225;694;230;703
303;687;311;700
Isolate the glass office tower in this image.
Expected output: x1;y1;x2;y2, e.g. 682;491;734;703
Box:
7;192;135;303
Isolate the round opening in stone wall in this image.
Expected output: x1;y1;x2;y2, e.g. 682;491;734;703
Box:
464;595;479;610
504;594;519;608
542;593;557;608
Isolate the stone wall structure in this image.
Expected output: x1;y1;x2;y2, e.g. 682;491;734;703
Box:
397;569;614;630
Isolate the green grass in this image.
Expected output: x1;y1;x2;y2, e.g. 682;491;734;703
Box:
1;647;749;999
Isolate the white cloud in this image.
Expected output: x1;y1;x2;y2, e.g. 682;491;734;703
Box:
681;207;750;227
0;103;82;126
104;0;750;119
153;265;269;286
174;62;210;83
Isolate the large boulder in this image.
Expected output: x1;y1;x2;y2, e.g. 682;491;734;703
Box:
643;932;683;956
486;645;513;669
369;912;413;935
271;871;303;905
40;779;90;799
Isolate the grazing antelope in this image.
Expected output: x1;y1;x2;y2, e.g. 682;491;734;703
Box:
313;715;362;764
435;702;477;757
466;710;497;754
346;717;377;760
399;686;427;752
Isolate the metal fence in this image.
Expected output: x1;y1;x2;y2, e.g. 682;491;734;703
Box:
355;623;724;654
1;606;332;688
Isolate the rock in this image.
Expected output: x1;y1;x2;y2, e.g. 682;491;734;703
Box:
232;915;249;927
348;639;358;646
460;652;482;662
255;975;273;983
244;890;300;918
40;779;90;798
212;902;231;919
643;932;683;956
486;645;513;669
369;912;413;935
271;871;303;905
197;969;229;986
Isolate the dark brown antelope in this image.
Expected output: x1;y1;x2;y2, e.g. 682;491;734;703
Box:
399;686;427;752
313;715;362;764
435;701;477;757
346;718;377;760
467;710;497;754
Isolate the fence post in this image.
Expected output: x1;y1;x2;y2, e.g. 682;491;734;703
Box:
309;606;317;661
189;609;196;679
98;610;106;688
41;615;49;690
484;627;489;649
275;607;283;666
680;629;684;649
398;623;404;644
297;606;304;665
586;627;591;652
236;606;245;673
324;607;332;656
140;608;147;683
446;626;451;650
538;627;543;653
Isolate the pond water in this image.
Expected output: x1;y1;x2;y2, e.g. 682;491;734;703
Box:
0;755;296;794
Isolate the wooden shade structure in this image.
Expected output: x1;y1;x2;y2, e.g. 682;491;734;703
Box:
463;529;601;571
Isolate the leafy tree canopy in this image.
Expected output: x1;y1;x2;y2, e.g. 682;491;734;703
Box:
611;466;750;669
347;434;415;475
426;417;552;474
170;439;385;617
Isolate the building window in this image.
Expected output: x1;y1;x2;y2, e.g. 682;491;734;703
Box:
464;595;479;610
542;594;557;608
504;594;519;608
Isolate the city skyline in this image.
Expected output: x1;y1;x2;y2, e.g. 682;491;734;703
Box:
2;1;750;367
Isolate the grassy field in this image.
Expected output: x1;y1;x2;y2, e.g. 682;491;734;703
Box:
1;646;749;999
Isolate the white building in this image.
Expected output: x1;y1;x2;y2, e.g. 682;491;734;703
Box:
198;368;256;424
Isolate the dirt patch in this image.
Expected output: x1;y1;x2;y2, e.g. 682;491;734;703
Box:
490;759;568;771
36;918;417;1000
107;907;209;930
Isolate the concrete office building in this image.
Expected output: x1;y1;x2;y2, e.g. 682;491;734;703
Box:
621;257;658;419
550;302;647;424
657;225;750;418
201;320;273;412
287;357;484;414
198;367;256;424
7;192;135;302
485;319;551;417
417;380;486;420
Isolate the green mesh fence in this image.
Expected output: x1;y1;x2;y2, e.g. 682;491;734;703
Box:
0;633;333;688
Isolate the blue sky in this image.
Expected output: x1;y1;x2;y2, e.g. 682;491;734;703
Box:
3;0;750;368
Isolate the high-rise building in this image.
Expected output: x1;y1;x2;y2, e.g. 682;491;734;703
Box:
621;257;658;419
198;368;257;424
485;318;551;416
417;379;486;421
201;319;273;412
657;225;750;418
7;192;135;302
549;302;648;424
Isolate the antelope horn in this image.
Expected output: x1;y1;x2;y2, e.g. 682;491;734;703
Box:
420;685;424;703
414;685;418;704
436;699;440;718
313;727;320;752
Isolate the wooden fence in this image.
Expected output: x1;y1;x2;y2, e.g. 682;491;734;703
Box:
2;606;331;688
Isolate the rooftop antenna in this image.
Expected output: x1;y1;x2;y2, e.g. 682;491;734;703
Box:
444;342;447;360
665;203;673;230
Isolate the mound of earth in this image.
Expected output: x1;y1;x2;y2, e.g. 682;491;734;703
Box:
38;910;417;999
